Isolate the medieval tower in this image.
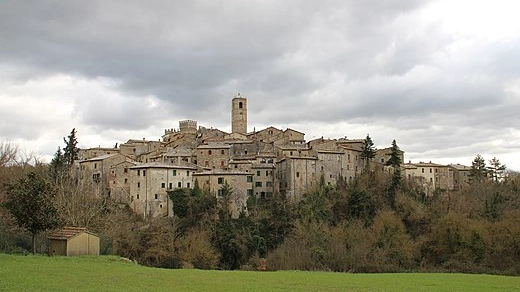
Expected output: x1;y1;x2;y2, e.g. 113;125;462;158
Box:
231;93;247;134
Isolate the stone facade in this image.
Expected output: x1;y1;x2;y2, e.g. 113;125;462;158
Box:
231;94;247;135
193;170;253;217
129;162;198;218
76;93;472;219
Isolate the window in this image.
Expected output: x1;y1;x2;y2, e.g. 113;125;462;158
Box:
124;178;128;184
430;178;433;182
218;177;224;184
169;183;172;189
187;170;190;176
92;173;100;182
239;102;243;108
221;161;224;166
247;189;254;196
205;161;209;167
266;171;269;176
124;168;128;173
143;170;146;176
296;172;300;178
257;171;261;176
137;182;140;188
137;170;140;176
255;182;262;187
422;168;425;173
221;149;225;155
187;183;190;188
430;168;432;173
247;176;253;182
94;163;97;169
172;170;177;176
161;183;165;188
136;194;140;200
208;150;212;155
178;182;182;188
154;194;158;200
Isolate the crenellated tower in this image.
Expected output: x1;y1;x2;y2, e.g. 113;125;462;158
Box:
231;93;247;135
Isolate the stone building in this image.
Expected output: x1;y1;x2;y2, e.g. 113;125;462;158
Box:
129;162;199;218
119;139;164;161
77;94;428;217
79;153;131;196
277;156;319;202
193;169;253;217
403;161;451;195
108;160;137;204
231;94;247;135
448;164;471;190
196;142;232;169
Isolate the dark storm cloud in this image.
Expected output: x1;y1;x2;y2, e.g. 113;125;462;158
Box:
1;0;520;168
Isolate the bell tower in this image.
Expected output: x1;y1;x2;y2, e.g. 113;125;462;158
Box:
231;93;247;135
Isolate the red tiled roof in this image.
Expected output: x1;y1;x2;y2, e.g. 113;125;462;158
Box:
48;227;87;240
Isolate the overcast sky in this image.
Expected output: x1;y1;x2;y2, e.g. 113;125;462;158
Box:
1;0;519;170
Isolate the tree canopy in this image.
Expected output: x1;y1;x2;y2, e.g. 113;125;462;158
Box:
4;172;60;253
63;128;79;167
360;134;376;172
469;154;487;183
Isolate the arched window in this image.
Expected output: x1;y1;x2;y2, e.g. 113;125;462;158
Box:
239;102;243;109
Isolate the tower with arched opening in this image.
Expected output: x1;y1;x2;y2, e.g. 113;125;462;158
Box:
231;93;247;135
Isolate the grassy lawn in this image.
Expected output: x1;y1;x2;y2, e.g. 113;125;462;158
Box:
1;254;519;292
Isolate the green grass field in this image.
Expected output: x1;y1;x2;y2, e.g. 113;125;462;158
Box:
0;254;519;292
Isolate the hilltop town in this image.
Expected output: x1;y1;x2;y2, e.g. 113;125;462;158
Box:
77;94;471;218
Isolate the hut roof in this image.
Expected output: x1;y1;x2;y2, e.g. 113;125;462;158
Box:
48;227;94;240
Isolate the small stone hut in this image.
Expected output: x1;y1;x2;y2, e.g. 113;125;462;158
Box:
48;227;100;256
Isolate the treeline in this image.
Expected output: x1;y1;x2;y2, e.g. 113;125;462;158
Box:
1;137;520;275
99;167;520;275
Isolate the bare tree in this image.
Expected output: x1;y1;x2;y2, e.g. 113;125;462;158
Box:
0;141;19;167
53;169;109;228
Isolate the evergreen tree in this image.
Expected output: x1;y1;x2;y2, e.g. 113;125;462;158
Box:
63;128;79;167
487;157;506;183
360;134;376;172
49;146;66;180
386;140;402;208
4;172;60;254
469;154;487;183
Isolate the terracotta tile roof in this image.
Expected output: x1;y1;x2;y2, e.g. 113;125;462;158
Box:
48;227;87;240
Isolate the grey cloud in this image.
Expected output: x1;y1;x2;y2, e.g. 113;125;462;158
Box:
1;0;520;169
